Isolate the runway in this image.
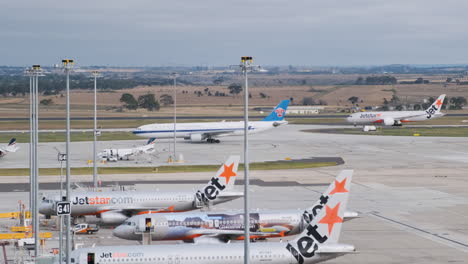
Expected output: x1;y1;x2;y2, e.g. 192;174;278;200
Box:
1;124;468;170
0;124;467;263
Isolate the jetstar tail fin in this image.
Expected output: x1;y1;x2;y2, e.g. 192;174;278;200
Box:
208;156;240;190
302;170;353;224
195;156;240;207
8;138;16;146
286;171;352;263
4;138;18;153
262;100;290;121
426;94;446;113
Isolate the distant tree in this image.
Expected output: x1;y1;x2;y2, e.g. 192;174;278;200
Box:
290;97;294;103
348;96;359;105
120;93;138;110
204;87;209;94
259;92;268;99
138;93;160;111
446;77;453;83
302;97;316;105
415;77;424;84
395;105;403;111
413;104;421;110
390;94;400;105
159;94;174;106
355;76;364;85
227;83;243;95
383;98;389;105
40;99;53;106
213;76;224;85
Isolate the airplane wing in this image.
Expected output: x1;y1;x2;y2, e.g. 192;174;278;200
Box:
187;228;284;243
197;129;237;138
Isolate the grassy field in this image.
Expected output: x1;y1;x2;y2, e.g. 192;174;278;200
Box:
0;161;338;176
305;127;468;137
0;132;140;143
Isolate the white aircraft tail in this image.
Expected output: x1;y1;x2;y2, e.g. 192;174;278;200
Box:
425;94;446;118
302;170;353;224
286;171;352;262
195;156;240;204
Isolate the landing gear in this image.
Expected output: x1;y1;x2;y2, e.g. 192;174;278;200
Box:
206;138;220;144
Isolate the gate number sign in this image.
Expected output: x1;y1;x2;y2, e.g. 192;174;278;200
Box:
56;202;71;215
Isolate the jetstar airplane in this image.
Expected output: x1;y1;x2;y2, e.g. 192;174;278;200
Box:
113;170;356;243
0;138;19;159
71;172;354;264
132;100;290;143
346;94;446;126
98;138;156;162
39;156;242;225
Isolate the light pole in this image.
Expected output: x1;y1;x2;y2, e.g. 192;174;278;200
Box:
91;70;102;189
172;73;178;161
239;56;256;264
62;59;74;264
29;64;44;258
25;68;34;217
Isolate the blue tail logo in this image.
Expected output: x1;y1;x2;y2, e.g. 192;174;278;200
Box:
262;100;290;121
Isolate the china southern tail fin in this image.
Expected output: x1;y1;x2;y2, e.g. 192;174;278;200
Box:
302;170;354;224
286;171;353;263
425;94;446;114
262;100;290;121
195;156;240;205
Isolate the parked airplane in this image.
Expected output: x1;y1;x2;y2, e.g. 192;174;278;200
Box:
132;100;290;143
70;173;354;264
0;138;18;158
113;170;355;243
98;138;156;161
39;156;242;225
346;94;446;126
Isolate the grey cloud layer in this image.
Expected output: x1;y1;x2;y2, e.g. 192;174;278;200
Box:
1;0;468;66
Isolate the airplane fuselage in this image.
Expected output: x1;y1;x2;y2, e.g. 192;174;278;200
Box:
346;111;444;125
133;121;286;139
39;191;241;225
114;211;303;241
71;242;345;264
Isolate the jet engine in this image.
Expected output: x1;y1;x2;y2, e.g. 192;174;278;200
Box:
99;211;129;225
383;117;395;126
189;134;203;142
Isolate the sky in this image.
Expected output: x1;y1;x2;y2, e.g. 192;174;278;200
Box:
2;0;468;66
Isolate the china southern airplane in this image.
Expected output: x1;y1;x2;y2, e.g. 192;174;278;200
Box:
0;138;18;159
39;156;242;225
113;170;356;243
70;175;354;264
346;94;446;126
133;100;290;143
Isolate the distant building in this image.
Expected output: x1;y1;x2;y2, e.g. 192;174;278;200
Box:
287;106;324;115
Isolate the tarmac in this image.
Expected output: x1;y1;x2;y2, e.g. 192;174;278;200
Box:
0;124;467;263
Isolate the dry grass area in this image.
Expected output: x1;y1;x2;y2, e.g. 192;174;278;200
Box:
1;74;468;119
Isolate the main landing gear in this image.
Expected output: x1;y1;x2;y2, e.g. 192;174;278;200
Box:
206;138;220;144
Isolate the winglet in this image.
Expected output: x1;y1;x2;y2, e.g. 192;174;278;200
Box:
286;170;352;263
147;138;156;145
262;100;290;121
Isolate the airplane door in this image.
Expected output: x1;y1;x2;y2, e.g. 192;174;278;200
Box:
214;219;219;228
87;253;95;264
145;217;152;232
175;255;180;264
167;255;173;264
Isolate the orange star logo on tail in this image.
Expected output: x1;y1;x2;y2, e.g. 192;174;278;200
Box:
219;163;236;184
329;178;348;195
319;203;343;235
435;99;443;108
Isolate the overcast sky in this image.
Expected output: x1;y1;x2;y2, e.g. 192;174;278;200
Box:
2;0;468;66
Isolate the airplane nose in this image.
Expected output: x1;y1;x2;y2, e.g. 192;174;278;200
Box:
112;225;127;239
